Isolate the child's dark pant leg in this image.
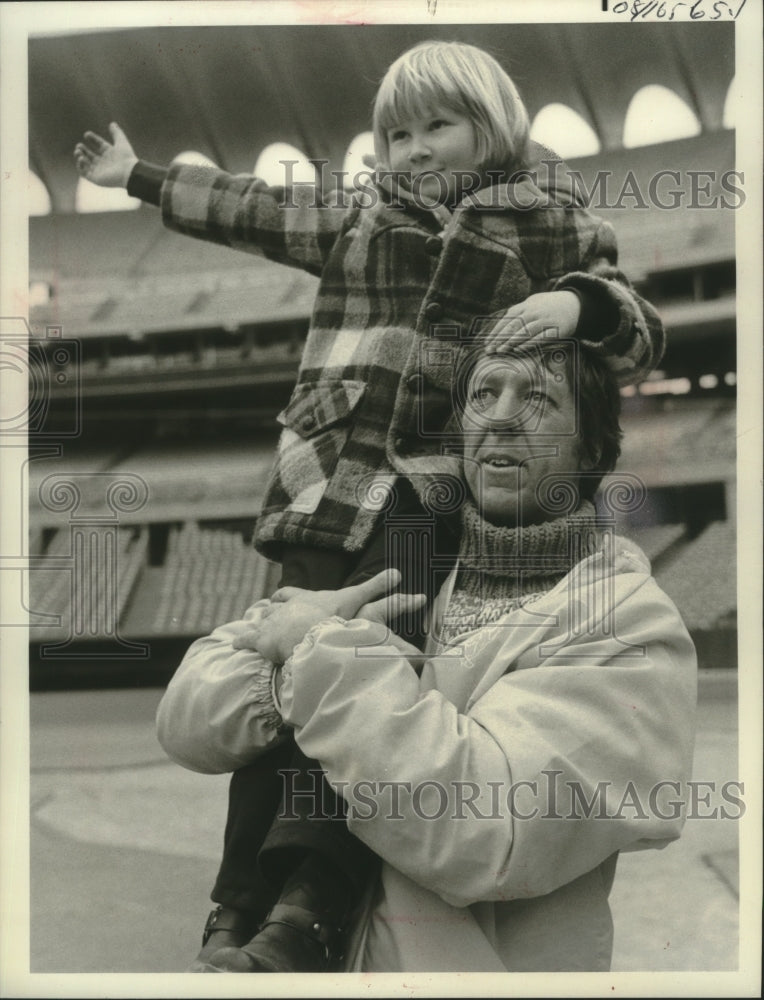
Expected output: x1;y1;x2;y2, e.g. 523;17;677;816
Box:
210;546;354;912
211;739;296;914
256;481;460;893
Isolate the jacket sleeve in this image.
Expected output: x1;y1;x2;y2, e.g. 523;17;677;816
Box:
155;600;289;774
278;573;697;908
555;219;666;386
159;161;356;277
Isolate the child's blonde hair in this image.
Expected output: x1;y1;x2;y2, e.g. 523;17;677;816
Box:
373;40;531;176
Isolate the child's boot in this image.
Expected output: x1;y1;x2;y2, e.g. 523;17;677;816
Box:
188;905;261;972
203;854;352;972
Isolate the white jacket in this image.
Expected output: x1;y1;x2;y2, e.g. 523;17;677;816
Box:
156;538;697;971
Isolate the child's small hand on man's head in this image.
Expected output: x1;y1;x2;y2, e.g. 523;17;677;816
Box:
484;290;581;353
74;122;138;188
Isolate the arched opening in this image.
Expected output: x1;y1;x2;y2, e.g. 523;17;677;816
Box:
28;170;52;216
253;143;317;187
530;104;600;159
29;280;52;308
174;151;218;168
623;85;701;148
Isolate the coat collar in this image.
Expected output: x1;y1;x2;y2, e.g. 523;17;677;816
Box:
373;141;584;219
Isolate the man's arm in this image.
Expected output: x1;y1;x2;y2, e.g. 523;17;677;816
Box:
155;600;288;775
155;570;426;772
278;572;697;907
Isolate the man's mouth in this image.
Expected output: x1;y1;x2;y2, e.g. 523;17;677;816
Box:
479;453;521;469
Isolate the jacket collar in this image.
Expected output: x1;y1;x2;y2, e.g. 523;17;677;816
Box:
464;143;585;210
374;140;584;217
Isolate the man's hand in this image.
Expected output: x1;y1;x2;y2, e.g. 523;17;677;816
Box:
355;590;428;627
484;291;581;353
232;569;426;664
74;123;139;188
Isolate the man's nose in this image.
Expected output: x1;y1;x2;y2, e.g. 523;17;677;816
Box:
492;386;528;426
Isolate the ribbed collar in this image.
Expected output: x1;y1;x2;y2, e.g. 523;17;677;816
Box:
457;499;601;581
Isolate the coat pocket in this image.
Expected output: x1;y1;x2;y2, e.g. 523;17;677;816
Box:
272;379;367;514
277;379;366;439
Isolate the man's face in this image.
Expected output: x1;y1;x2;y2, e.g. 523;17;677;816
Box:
461;349;587;528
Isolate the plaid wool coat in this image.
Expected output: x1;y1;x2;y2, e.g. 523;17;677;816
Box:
157;155;664;558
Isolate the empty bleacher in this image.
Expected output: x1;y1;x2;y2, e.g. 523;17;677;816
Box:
569;130;736;285
29;209;320;341
27;436;282;653
626;522;686;566
28;437;279;527
619;397;735;487
28;519;281;646
29;525;149;642
653;520;737;633
125;522;281;637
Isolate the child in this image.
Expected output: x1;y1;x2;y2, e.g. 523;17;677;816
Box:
75;40;665;972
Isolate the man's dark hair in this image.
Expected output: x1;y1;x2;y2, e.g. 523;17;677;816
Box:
570;345;623;500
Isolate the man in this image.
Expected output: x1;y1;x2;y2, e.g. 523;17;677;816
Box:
157;339;697;972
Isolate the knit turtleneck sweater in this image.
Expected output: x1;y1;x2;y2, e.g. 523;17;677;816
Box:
438;500;601;646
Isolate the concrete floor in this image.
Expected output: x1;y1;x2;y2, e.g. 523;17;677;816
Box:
8;669;758;995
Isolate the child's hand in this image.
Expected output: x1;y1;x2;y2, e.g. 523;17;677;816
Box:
74;123;139;188
484;291;581;353
232;569;423;664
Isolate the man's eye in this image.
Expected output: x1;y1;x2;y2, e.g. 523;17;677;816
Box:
469;387;494;407
526;391;548;406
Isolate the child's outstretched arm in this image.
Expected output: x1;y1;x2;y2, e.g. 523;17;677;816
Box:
74;122;354;276
74;123;138;188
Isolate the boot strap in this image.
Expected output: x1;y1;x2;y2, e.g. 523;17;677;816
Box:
202;905;259;946
257;902;343;961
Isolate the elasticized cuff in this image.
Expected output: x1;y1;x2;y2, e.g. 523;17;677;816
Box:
288;616;349;662
562;284;621;342
249;661;287;736
271;663;285;716
126;160;168;206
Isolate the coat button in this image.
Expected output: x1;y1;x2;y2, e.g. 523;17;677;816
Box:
424;300;443;320
406;373;424;394
425;235;442;256
301;414;317;432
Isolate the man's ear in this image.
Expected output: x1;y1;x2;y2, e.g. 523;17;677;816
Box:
578;442;601;472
